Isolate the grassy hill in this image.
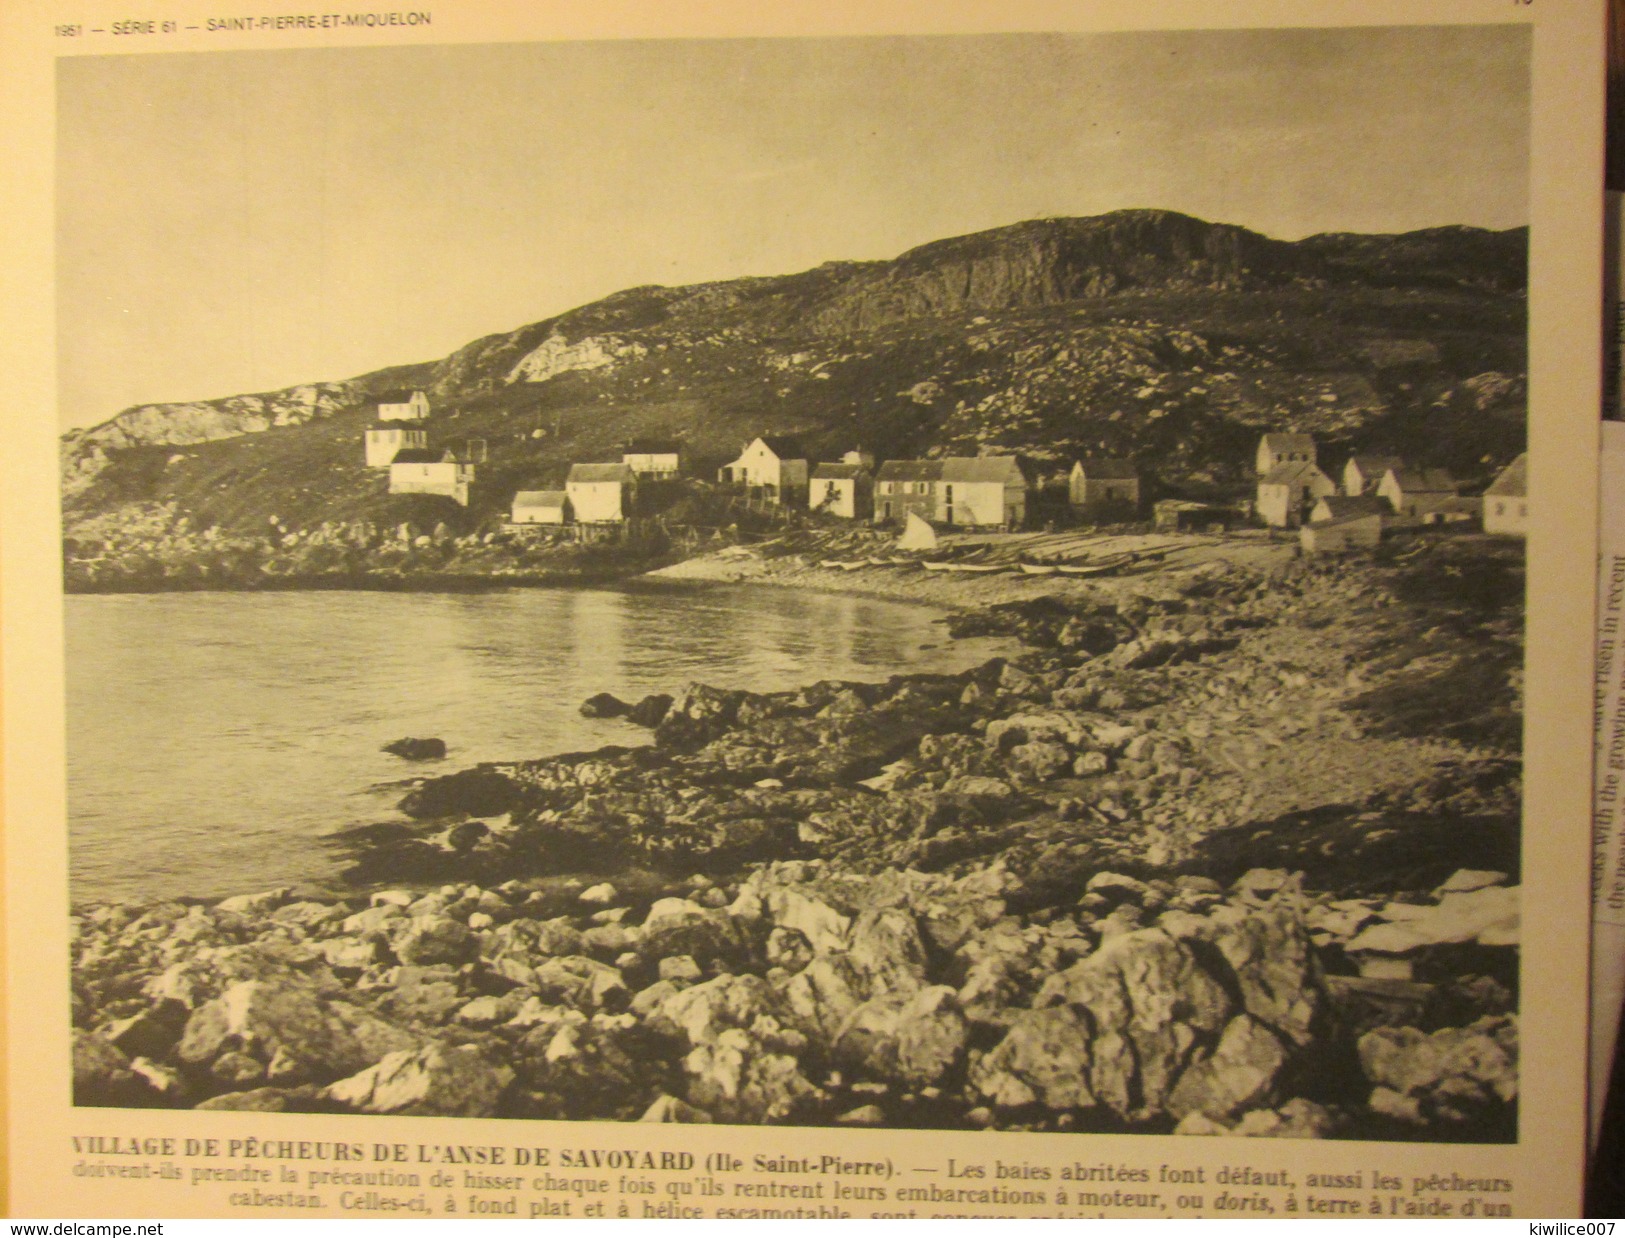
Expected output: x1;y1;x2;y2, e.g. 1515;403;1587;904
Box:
61;210;1527;539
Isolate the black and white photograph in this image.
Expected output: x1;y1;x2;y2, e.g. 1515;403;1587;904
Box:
62;25;1531;1142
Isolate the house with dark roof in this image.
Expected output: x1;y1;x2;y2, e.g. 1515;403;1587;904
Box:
1256;432;1317;476
622;438;683;478
567;462;637;523
389;448;474;505
1310;493;1390;525
1068;458;1140;514
809;461;873;520
1377;466;1459;522
718;436;809;504
1482;454;1528;537
365;422;429;468
874;459;943;525
1256;460;1336;527
375;389;430;423
1342;455;1405;497
940;456;1028;529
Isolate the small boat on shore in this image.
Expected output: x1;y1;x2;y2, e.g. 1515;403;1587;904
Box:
1018;562;1059;576
946;561;1009;575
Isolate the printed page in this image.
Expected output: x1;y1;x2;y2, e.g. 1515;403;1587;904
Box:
0;0;1605;1220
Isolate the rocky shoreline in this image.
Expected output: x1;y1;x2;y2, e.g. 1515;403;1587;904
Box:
72;538;1523;1139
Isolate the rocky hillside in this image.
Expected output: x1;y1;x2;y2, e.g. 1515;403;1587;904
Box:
61;211;1528;539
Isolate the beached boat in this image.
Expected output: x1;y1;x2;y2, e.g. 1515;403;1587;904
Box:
946;561;1009;574
1018;562;1059;576
920;559;956;572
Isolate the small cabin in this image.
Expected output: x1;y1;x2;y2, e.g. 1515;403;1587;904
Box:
1300;512;1383;554
567;462;637;523
1153;499;1232;533
511;490;571;525
719;436;809;504
365;424;429;468
389;449;474;506
809;462;874;520
1482;454;1528;537
1256;461;1336;527
1256;432;1317;476
1069;458;1140;514
1310;493;1389;525
374;389;431;423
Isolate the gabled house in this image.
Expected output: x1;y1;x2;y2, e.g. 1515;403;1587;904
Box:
1256;432;1317;476
365;423;429;468
809;462;874;520
622;438;683;478
1343;455;1404;497
1482;454;1528;537
567;462;637;523
874;460;943;525
1310;493;1390;525
940;456;1028;529
1068;458;1140;514
389;448;474;505
1256;460;1336;527
375;389;431;423
718;436;809;504
511;490;571;526
1377;467;1459;522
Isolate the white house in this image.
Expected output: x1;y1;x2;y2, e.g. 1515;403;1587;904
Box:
511;490;571;525
718;436;809;504
389;449;474;505
809;462;874;520
1482;454;1528;537
375;389;431;422
1301;511;1383;554
1342;455;1404;497
567;462;637;523
1256;432;1317;476
940;456;1028;529
1310;493;1389;525
622;439;683;478
365;424;429;468
1256;460;1336;527
1377;467;1459;522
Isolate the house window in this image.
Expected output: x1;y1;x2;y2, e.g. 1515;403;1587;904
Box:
1519;503;1527;518
1495;501;1505;516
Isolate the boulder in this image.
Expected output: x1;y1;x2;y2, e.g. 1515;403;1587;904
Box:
393;916;479;967
833;986;968;1088
327;1044;512;1118
1166;1014;1289;1122
383;737;447;761
681;1028;822;1124
970;1005;1095;1111
176;978;376;1087
640;1094;713;1123
628;694;675;729
1357;1015;1517;1125
72;1030;148;1107
580;692;631;719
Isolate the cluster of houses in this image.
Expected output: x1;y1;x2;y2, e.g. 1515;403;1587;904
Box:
362;390;485;506
362;399;1527;547
1251;431;1527;550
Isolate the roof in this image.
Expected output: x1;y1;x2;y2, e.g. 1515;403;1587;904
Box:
374;388;423;405
390;449;442;465
1483;453;1527;498
367;422;425;434
1308;510;1384;530
1260;460;1327;486
754;435;805;460
1314;494;1388;521
1155;499;1224;513
1390;467;1457;494
813;462;870;481
513;490;568;508
568;462;634;484
1347;454;1404;475
940;456;1025;484
876;459;943;482
623;438;683;455
1072;458;1138;480
1261;432;1316;453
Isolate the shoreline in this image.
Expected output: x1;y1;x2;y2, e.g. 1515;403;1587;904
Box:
71;540;1525;1136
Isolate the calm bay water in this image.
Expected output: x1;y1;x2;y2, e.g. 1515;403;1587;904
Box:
67;584;1004;904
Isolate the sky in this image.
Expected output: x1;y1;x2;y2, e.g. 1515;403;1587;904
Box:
56;25;1531;431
